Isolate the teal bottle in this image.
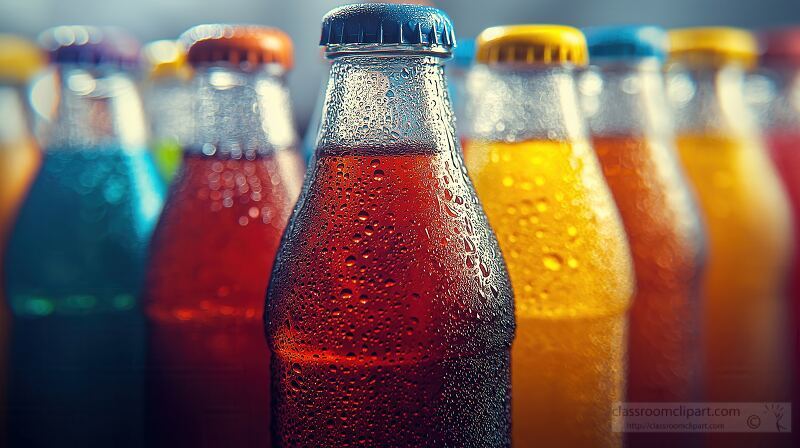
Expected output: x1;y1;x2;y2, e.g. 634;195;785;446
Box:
4;26;162;447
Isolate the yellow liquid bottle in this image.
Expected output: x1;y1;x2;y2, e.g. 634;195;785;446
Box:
0;34;46;440
141;40;192;183
465;26;634;448
678;135;792;400
669;29;793;409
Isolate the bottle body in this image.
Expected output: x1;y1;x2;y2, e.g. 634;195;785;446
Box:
755;65;800;412
145;67;303;323
582;62;705;404
3;66;156;445
4;67;164;317
266;55;514;447
464;65;634;447
143;64;303;446
670;64;793;403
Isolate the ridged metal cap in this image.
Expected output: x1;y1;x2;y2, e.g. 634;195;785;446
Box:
39;26;140;69
320;3;456;55
181;24;293;70
584;25;668;62
668;27;758;69
0;34;47;83
476;25;588;66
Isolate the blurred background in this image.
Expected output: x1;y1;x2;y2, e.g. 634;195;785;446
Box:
2;0;800;135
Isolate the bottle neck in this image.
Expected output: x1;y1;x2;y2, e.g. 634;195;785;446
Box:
581;59;672;138
466;64;587;143
667;62;760;138
316;54;456;156
0;84;33;145
191;66;296;158
44;66;148;151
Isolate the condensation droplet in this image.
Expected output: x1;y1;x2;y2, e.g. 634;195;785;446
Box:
542;253;563;271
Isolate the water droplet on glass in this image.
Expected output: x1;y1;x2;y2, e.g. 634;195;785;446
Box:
542;253;563;271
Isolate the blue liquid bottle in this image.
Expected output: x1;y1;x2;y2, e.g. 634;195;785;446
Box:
4;26;164;317
5;27;162;447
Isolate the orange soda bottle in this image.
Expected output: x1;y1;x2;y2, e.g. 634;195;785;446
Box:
581;26;706;401
0;36;46;305
464;25;635;447
668;27;793;410
0;34;45;442
581;25;707;448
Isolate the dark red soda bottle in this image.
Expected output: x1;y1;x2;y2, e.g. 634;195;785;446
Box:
758;27;800;443
144;25;303;447
265;4;514;447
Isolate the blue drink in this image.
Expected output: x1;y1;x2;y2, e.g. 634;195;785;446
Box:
4;148;163;316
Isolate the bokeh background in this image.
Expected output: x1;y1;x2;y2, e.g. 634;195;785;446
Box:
2;0;800;134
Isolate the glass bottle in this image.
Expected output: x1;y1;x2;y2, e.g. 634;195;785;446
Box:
668;26;793;407
756;27;800;441
0;35;45;310
266;5;514;447
143;25;303;447
464;25;634;448
4;26;158;446
0;34;46;443
4;26;164;317
581;25;706;448
140;39;193;183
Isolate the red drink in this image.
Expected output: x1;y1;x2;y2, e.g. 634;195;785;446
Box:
267;150;513;446
266;7;514;445
143;25;302;447
768;131;800;432
145;151;302;323
146;323;271;447
144;151;301;447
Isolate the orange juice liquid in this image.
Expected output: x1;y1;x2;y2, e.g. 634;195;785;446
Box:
593;135;704;402
676;134;792;402
0;139;39;240
0;139;40;300
465;139;634;448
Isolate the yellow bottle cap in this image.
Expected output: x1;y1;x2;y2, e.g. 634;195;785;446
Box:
475;25;588;66
668;27;758;68
141;39;191;80
0;34;46;83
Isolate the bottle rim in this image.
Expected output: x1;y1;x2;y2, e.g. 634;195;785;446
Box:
324;43;452;59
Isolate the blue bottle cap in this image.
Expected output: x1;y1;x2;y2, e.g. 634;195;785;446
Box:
320;3;456;54
451;38;475;66
583;25;668;62
39;26;140;69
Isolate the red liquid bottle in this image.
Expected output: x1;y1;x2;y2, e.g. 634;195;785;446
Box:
265;4;514;447
582;26;706;448
758;28;800;441
144;25;303;447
